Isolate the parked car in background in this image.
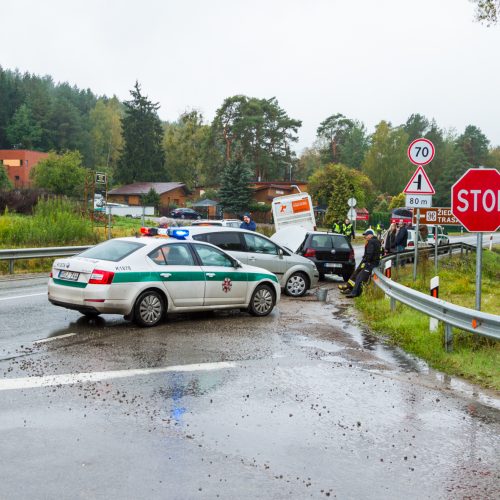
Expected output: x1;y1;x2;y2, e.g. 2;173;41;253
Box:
405;229;430;251
425;225;450;246
191;219;241;228
390;207;413;225
271;228;355;281
184;226;319;297
170;207;202;220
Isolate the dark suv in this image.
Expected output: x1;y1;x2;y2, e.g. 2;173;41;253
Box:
273;230;355;281
170;208;202;220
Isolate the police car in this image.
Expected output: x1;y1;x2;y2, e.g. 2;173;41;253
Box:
48;228;280;327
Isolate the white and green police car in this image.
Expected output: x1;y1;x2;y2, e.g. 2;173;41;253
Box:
48;228;280;327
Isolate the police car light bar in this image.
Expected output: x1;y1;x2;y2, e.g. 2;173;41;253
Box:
140;227;169;237
167;228;189;240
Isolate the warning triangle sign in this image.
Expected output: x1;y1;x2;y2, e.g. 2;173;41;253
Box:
403;166;435;194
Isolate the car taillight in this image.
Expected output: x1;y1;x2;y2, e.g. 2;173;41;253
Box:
304;248;316;257
348;250;354;261
49;271;53;278
408;241;414;247
89;269;115;285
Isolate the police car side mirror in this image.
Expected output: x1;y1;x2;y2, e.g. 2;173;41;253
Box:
233;259;242;268
278;248;284;258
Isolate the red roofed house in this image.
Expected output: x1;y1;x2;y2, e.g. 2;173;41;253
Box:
0;150;49;188
107;182;189;215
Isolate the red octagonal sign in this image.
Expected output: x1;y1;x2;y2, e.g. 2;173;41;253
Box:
451;168;500;232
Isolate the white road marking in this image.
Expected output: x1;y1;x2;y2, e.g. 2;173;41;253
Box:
0;361;236;391
0;292;46;301
34;333;77;344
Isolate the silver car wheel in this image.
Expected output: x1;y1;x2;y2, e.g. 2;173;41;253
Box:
248;285;275;316
285;272;307;297
134;291;165;327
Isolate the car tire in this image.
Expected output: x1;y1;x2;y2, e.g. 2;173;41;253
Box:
284;272;308;297
248;284;275;316
318;272;326;281
133;290;165;327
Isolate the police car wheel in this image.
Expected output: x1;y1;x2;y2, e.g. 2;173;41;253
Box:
284;272;308;297
248;284;275;316
134;290;165;327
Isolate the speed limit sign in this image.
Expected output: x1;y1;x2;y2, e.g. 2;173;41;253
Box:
407;138;435;166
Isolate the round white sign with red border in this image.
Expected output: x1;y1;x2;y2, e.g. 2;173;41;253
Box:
407;138;435;166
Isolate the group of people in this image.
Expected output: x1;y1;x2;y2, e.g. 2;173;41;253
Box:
332;218;355;240
383;221;409;255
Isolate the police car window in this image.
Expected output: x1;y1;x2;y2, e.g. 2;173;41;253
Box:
310;235;332;248
165;244;194;266
243;234;278;255
78;240;145;262
331;235;351;250
206;232;244;251
193;244;233;267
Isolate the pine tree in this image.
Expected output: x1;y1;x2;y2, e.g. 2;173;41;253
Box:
116;82;166;184
218;158;253;213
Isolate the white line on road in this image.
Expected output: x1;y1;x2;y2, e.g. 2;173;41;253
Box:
34;333;77;344
0;292;46;301
0;361;236;391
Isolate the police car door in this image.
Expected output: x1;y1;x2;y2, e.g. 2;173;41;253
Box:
191;243;248;306
147;243;205;307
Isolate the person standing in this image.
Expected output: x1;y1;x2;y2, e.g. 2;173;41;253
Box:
240;213;257;231
376;222;383;239
158;217;169;228
343;219;354;240
340;229;382;298
395;222;408;253
384;223;397;255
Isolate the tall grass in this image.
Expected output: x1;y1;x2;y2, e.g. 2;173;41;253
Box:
356;247;500;390
0;198;98;247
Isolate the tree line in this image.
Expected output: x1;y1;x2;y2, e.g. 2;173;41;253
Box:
1;66;499;219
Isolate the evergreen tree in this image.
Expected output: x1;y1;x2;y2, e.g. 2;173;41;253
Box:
0;164;12;189
116;82;166;184
218;158;253;213
6;103;42;149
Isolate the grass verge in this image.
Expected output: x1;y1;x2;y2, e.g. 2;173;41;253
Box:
355;248;500;390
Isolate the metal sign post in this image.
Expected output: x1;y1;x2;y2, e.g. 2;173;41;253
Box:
413;208;420;281
434;225;438;274
476;233;483;310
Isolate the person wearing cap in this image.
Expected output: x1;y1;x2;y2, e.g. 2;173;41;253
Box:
240;213;257;231
338;228;381;298
158;217;169;229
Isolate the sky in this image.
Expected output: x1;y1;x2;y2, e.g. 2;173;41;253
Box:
2;0;500;153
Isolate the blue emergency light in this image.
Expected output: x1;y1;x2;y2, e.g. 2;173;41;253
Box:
168;228;190;240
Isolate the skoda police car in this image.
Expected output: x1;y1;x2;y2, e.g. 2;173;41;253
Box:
48;228;280;327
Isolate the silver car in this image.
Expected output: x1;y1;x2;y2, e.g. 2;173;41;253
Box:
185;226;319;297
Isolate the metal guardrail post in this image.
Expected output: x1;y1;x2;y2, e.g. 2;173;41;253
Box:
444;324;453;352
9;259;14;274
390;297;396;312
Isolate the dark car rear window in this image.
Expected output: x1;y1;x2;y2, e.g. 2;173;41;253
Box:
78;240;145;262
206;232;244;251
309;234;351;251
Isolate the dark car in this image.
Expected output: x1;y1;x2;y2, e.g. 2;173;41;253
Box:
170;208;202;220
272;229;355;281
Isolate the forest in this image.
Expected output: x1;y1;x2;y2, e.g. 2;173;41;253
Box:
1;65;499;221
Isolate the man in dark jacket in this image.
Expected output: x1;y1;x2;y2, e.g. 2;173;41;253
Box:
240;213;257;231
395;222;408;253
339;229;381;298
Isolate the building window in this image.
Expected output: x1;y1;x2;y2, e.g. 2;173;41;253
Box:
15;176;20;181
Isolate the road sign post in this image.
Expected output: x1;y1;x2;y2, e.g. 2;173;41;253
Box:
451;168;500;311
404;156;436;281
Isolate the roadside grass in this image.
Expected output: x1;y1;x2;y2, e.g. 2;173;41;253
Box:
356;248;500;390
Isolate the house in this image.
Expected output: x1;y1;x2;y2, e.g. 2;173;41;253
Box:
250;181;308;204
0;150;49;188
108;182;188;215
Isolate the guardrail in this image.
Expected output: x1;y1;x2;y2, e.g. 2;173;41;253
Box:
373;243;500;350
0;246;91;274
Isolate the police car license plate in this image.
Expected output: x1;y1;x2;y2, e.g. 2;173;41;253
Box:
59;270;80;281
325;263;342;268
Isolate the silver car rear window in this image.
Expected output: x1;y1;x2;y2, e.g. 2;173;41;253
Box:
78;240;145;262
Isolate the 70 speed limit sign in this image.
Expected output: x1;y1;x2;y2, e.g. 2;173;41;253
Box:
407;138;435;166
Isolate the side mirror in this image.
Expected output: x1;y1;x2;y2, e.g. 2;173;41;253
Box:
233;259;243;268
278;248;284;258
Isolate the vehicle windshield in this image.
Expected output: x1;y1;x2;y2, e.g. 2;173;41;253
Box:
78;240;145;262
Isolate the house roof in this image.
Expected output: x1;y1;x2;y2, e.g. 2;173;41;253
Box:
252;184;294;193
108;182;187;195
192;199;219;207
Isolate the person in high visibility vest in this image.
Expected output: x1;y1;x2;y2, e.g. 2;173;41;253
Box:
376;222;383;239
332;220;342;233
342;219;354;240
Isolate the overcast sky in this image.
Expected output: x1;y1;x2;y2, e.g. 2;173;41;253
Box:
3;0;500;152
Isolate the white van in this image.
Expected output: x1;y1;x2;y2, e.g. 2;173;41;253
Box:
272;192;316;231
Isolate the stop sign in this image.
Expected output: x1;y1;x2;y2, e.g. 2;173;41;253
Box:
451;168;500;232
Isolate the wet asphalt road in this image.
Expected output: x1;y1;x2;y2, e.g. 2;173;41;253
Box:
0;276;499;499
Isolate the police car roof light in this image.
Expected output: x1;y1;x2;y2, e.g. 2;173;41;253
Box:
167;228;190;240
